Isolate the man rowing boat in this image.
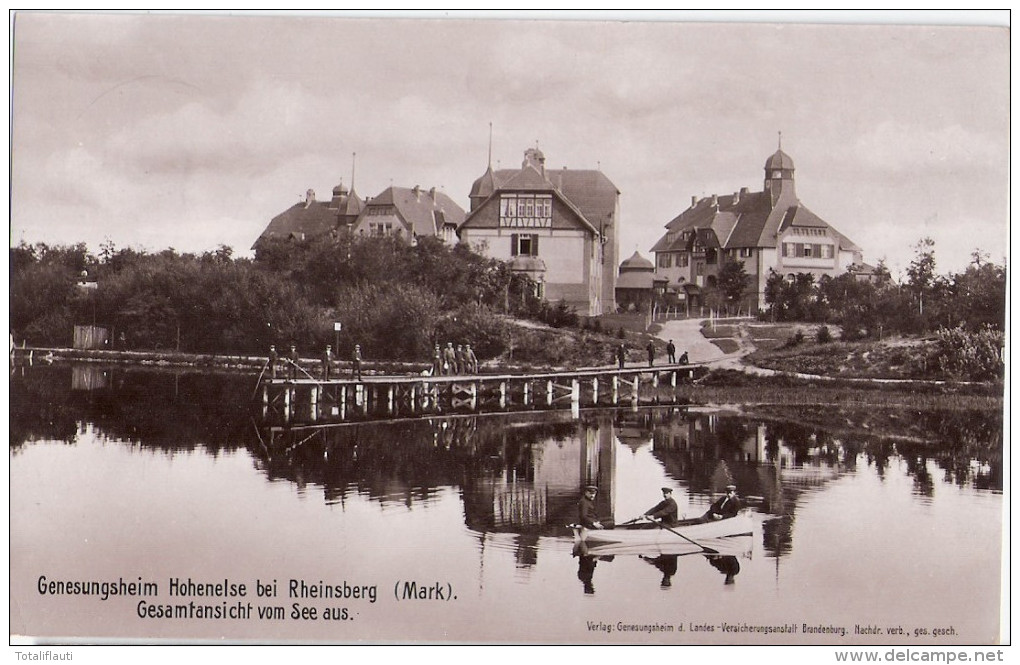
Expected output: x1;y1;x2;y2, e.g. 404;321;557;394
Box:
642;487;679;526
578;485;605;529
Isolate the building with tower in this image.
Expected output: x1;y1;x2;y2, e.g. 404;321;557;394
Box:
459;147;620;316
650;145;863;311
252;180;364;252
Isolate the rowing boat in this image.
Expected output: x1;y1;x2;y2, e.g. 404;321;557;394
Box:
570;512;755;556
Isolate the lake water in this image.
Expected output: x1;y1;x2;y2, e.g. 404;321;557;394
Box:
9;365;1005;645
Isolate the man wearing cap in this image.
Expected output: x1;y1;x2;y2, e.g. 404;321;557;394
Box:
705;484;742;521
351;344;363;381
287;344;300;380
643;487;679;526
578;485;604;529
321;344;334;380
267;344;279;379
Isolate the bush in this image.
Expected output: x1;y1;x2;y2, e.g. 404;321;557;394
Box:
816;326;833;344
928;325;1004;382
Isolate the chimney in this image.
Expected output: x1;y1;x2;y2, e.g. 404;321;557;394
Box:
711;194;718;208
523;148;546;177
304;189;315;208
413;185;421;200
733;190;740;205
740;187;749;195
691;195;697;209
429;187;436;200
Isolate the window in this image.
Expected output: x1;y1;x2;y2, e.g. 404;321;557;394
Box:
657;253;672;268
740;248;753;258
511;233;539;257
802;244;813;258
500;194;553;228
706;248;718;265
820;244;833;259
678;253;689;268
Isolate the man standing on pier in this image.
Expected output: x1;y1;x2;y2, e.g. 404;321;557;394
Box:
442;342;457;375
666;339;676;364
321;345;334;380
431;344;443;377
646;340;656;367
616;344;626;369
267;344;279;379
287;344;300;380
351;344;363;381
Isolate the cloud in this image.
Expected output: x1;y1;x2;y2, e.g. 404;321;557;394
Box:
851;121;1003;175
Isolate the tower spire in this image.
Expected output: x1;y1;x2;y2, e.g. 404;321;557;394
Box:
778;130;782;150
351;152;356;191
487;122;493;168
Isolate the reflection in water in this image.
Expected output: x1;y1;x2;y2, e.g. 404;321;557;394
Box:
707;555;740;585
641;554;679;588
10;365;1005;580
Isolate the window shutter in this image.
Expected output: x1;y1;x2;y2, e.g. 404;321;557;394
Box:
511;234;518;256
531;234;539;256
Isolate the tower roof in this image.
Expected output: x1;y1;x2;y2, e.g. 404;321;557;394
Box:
765;149;795;171
619;250;653;272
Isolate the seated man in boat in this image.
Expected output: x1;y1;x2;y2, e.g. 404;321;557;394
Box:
578;485;605;529
642;487;679;526
704;484;742;521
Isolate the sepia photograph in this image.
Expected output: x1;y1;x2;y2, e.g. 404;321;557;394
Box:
8;9;1009;657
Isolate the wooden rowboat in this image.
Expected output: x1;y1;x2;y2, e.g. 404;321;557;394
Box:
571;513;755;557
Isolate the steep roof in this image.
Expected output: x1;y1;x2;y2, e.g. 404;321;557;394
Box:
253;200;339;248
363;186;466;237
765;148;795;171
337;187;365;218
619;250;653;272
653;184;860;252
463;162;618;236
616;270;654;290
548;169;619;231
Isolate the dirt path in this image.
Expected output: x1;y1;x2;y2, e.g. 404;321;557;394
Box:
653;317;782;376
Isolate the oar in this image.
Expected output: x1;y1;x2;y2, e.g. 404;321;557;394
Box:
250;364;268;400
650;518;718;554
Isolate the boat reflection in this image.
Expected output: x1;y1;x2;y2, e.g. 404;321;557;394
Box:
575;546;748;596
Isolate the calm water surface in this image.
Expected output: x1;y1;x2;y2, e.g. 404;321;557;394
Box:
9;365;1004;644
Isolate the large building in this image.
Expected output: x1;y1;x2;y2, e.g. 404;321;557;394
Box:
650;147;863;311
253;181;464;250
458;148;620;316
350;185;464;244
252;182;364;250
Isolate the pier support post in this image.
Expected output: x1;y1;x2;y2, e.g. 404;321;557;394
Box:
631;377;639;402
546;380;553;406
523;381;530;406
612;376;619;404
671;371;677;388
387;386;394;414
592;377;599;405
499;381;507;409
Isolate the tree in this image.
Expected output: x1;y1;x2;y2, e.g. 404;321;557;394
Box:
717;257;751;313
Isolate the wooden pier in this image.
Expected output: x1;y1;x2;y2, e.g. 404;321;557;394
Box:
257;364;702;423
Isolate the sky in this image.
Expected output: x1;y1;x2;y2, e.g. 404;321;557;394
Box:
9;10;1010;278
